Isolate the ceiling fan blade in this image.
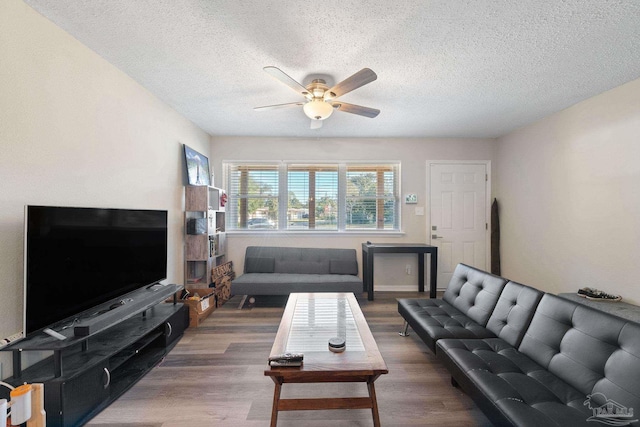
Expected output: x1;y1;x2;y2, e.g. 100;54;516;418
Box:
263;66;311;99
331;102;380;118
254;101;305;111
310;119;323;129
326;68;377;99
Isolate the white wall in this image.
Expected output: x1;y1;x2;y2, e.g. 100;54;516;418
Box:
0;0;210;374
210;136;496;290
495;77;640;304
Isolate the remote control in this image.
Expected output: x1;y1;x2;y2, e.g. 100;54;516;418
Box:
269;359;303;367
268;353;304;362
43;328;67;341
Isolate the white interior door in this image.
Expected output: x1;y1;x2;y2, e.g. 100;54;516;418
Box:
430;163;488;288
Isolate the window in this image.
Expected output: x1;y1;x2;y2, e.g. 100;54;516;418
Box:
346;165;397;230
224;162;400;232
288;165;338;230
226;164;278;229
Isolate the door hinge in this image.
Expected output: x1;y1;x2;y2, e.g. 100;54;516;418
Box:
485;174;488;182
486;223;488;230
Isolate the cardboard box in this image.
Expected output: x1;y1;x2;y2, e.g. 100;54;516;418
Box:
182;288;216;327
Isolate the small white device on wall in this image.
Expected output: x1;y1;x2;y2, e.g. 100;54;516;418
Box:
405;194;417;204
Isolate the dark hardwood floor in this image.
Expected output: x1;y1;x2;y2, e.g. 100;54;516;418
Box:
87;292;493;427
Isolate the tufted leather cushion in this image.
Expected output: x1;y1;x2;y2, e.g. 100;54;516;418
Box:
520;295;640;409
397;298;498;353
485;281;543;347
437;294;640;427
443;263;508;326
437;337;595;426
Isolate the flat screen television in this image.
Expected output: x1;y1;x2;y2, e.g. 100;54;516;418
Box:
24;206;168;335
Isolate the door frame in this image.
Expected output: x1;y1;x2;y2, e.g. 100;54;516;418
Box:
426;160;492;287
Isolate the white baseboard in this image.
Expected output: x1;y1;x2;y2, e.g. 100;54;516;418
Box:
375;285;418;292
374;285;445;293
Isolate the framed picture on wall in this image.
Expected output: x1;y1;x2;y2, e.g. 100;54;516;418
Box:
183;145;211;186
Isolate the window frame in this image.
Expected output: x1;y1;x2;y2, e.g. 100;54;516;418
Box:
224;161;401;233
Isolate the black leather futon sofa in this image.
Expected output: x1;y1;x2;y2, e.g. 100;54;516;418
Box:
398;263;640;427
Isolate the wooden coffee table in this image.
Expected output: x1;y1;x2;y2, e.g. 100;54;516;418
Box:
265;293;388;427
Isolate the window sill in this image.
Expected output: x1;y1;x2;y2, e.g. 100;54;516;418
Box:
226;230;406;237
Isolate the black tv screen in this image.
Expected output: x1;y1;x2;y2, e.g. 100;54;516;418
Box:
25;206;168;335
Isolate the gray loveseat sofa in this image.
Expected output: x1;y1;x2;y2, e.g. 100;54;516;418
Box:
231;246;362;300
398;263;640;427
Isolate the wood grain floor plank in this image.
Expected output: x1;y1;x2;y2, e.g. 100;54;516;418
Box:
87;292;493;427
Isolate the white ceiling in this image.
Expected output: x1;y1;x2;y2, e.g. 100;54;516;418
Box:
24;0;640;139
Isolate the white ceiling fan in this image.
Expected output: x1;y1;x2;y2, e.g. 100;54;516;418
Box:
254;66;380;129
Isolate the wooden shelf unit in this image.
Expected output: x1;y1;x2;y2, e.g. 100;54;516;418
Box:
185;185;226;286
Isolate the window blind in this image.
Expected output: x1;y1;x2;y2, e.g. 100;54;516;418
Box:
287;165;339;230
224;161;399;231
226;164;279;230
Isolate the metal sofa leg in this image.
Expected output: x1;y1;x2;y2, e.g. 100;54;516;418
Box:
238;295;248;309
399;321;410;337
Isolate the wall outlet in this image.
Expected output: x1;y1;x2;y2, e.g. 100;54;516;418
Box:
405;264;412;275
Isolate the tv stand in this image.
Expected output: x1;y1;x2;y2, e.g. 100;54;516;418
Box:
73;282;178;337
1;288;188;427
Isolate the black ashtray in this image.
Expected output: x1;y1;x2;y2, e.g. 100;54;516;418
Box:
328;337;346;353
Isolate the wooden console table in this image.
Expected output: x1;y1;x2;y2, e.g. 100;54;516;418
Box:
361;243;438;301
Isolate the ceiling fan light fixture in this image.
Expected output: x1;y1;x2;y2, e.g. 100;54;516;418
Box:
257;67;379;124
323;91;336;101
303;99;333;120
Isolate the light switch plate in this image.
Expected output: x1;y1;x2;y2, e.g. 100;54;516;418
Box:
415;207;424;216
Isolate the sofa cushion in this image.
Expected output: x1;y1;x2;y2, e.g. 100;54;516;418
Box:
519;294;640;407
274;260;330;274
234;247;362;296
330;259;358;275
243;246;358;276
485;281;543;347
397;298;497;353
593;320;640;415
437;294;640;427
442;263;507;326
231;273;362;295
436;337;594;427
244;257;275;273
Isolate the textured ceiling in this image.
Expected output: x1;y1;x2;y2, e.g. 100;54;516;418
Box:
24;0;640;138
